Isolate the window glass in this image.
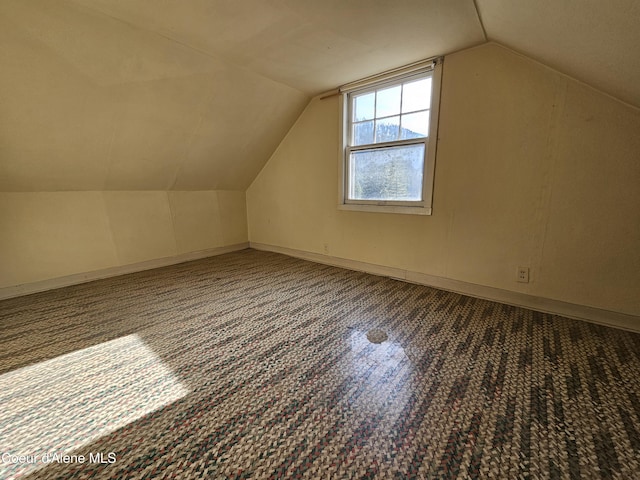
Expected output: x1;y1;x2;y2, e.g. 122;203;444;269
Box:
402;78;431;113
374;116;400;143
349;144;425;201
353;121;374;146
375;86;401;118
353;92;375;121
400;111;429;139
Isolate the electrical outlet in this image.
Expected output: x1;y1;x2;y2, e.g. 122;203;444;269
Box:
517;267;530;283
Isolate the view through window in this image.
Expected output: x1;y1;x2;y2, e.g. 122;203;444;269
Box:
341;60;441;214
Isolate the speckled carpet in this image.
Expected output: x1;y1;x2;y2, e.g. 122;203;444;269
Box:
1;249;639;479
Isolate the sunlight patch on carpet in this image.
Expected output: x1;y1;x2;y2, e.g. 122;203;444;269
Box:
0;334;188;479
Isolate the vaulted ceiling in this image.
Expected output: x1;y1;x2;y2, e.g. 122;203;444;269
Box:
1;0;638;192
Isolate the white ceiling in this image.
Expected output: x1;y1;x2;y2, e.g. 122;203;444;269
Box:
1;0;638;191
71;0;486;93
477;0;640;108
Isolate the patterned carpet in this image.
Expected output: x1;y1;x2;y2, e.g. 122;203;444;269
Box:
1;249;639;479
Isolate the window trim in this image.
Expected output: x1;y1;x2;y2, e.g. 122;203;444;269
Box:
338;58;443;215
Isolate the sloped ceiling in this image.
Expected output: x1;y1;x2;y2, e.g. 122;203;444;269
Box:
0;0;310;191
1;0;638;192
70;0;485;93
476;0;640;108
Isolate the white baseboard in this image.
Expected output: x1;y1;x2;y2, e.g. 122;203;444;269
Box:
0;243;249;300
250;242;640;333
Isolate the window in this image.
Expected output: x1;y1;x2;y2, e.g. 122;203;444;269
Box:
339;58;443;215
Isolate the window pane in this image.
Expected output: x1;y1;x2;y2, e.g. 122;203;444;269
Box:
349;144;425;201
400;111;429;139
376;85;401;117
352;121;374;146
375;116;400;143
353;92;375;121
402;78;431;113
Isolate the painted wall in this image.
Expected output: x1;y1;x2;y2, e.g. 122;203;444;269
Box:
0;190;247;289
247;43;640;317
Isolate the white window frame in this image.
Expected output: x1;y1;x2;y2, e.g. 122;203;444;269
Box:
338;58;443;215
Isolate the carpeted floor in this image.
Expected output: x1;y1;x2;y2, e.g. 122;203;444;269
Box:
1;249;639;479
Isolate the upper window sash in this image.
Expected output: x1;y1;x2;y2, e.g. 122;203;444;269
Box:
345;71;433;152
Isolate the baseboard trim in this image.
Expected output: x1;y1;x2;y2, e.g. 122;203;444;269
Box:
250;242;640;333
0;243;250;300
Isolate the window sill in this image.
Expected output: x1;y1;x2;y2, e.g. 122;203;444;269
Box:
338;204;432;216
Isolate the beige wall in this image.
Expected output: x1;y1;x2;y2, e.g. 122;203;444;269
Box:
247;43;640;317
0;190;247;289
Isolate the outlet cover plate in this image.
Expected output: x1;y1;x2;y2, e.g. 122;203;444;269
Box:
517;267;530;283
